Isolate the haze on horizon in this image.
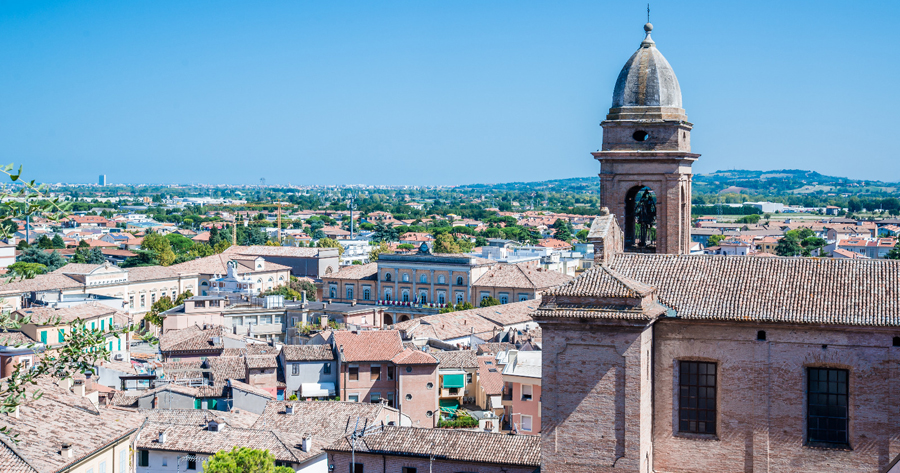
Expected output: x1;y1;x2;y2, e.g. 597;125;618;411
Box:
1;1;896;186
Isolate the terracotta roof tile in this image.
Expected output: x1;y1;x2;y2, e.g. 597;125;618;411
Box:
474;263;573;290
325;425;541;467
391;348;438;365
477;355;504;395
282;345;335;362
432;350;478;369
333;330;404;362
326;263;378;281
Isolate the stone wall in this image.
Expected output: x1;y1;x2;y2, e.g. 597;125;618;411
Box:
328;452;537;473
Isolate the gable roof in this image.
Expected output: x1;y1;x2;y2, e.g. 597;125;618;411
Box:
545;264;654;298
391;348;438;365
325;425;541;467
282;345;335;362
326;263;378;281
601;253;900;326
333;330;404;362
432;350;478;369
473;263;573;290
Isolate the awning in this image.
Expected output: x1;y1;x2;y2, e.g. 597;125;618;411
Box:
439;399;460;410
300;382;335;398
442;373;465;389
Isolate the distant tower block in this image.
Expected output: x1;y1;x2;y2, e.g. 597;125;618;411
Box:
592;23;700;255
99;174;107;186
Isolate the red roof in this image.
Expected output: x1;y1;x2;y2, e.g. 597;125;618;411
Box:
333;330;403;362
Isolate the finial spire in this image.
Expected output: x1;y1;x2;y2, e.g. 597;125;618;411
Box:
647;3;650;23
641;21;654;48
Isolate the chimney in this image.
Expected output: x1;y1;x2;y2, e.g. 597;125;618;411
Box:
158;431;167;444
285;404;294;415
73;383;86;397
208;419;221;432
61;444;73;458
301;435;311;452
301;290;307;305
323;302;328;309
351;299;357;307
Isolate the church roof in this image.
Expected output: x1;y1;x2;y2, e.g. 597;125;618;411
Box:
545;264;653;298
611;23;682;109
601;253;900;326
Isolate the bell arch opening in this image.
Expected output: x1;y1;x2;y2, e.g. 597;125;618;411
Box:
624;185;657;252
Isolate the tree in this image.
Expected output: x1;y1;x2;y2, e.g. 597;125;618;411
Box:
77;239;90;249
50;234;66;249
735;214;761;224
575;229;589;243
6;262;47;279
121;250;160;267
15;240;29;250
368;241;391;261
36;235;53;249
18;246;67;272
371;221;398;242
479;296;501;307
886;241;900;260
290;278;317;301
552;218;574;242
143;291;193;328
397;243;415;250
432;233;461;254
141;232;176;266
439;301;474;314
775;235;802;257
316;237;344;256
706;234;726;247
165;233;194;254
203;446;293;473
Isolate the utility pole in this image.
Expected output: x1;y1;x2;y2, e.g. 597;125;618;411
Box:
277;202;282;244
349;193;355;240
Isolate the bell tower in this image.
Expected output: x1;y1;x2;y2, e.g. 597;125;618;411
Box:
593;23;699;255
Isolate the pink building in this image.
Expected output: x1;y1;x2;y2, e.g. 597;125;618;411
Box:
499;350;542;435
333;330;439;428
160;296;226;333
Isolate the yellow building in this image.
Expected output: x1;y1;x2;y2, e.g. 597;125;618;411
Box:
13;302;130;356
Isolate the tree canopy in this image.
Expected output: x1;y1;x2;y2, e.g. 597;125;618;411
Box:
18;246;67;272
203;446;293;473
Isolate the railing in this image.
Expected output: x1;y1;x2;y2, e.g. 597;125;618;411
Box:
376;300;448;309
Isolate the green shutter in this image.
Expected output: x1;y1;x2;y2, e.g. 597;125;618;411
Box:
118;338;121;350
442;374;465;388
40;331;47;344
101;320;105;331
209;399;218;410
109;341;113;351
58;329;65;343
194;398;201;409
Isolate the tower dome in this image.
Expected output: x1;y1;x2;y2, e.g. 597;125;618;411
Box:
611;23;682;109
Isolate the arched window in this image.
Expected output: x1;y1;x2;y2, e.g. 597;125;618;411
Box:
456;293;464;304
402;273;410;282
329;287;337;299
402;290;410;302
384;289;393;301
363;288;371;300
419;291;427;304
438;293;445;304
456;276;464;285
385;273;392;282
420;274;427;284
438;275;445;284
347;287;354;300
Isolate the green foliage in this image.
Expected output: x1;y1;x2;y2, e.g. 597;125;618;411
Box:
141;232;176;266
735;214;761;224
142;291;193;328
288;394;298;401
575;228;589;243
479;296;501;307
316;237;344;256
775;235;803;257
15;240;29;250
50;234;66;249
202;446;293;473
432;233;473;254
165;233;195;253
552;218;573;242
6;262;47;279
18;247;67;272
77;239;90;249
368;241;391;261
371;221;398;242
36;235;53;249
706;234;726;247
71;247;107;265
291;279;317;301
438;301;474;314
438;415;478;428
261;285;302;301
397;243;415;250
887;241;900;260
121;250;160;267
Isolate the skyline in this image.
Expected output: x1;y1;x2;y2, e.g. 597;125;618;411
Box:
1;1;897;185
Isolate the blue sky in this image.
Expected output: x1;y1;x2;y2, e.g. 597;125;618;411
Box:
0;1;897;186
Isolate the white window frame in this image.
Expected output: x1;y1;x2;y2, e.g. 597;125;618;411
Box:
522;384;533;401
521;414;533;432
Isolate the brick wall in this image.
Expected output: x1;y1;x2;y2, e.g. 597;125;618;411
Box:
397;364;439;428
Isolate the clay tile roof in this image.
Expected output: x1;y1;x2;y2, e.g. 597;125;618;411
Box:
537;237;572;249
546;264;655;298
333;331;404;362
325;425;541;467
597;253;900;326
326;263;378;281
477;355;504;395
14;302;122;325
432;350;478;369
473;263;573;290
391;348;438;365
159;325;228;353
135;422;293;460
0;331;35;346
281;345;335;362
245;354;278;369
207;356;247;382
0;438;38;473
223;245;322;258
228;379;275;399
475;342;515;355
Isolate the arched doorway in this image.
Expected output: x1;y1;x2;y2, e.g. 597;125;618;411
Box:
399;314;411;322
624;186;657;251
383;313;394;326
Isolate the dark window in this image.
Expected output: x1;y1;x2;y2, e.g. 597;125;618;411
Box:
679;361;717;434
894;336;900;347
292;364;299;376
757;330;766;341
632;130;649;141
349;367;359;381
323;363;331;375
456;276;464;285
187;458;197;470
385;273;391;282
402;468;417;473
371;365;381;381
351;463;364;473
808;368;849;445
387;366;395;380
138;450;149;467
